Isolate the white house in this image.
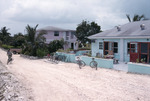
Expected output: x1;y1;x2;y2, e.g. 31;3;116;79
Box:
37;26;78;50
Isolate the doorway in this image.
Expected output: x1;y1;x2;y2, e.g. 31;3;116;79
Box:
130;43;138;62
71;43;74;49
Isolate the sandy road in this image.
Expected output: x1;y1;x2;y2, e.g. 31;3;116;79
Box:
0;48;150;101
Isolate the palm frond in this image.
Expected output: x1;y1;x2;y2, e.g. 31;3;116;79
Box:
139;14;145;21
36;30;47;42
126;14;131;22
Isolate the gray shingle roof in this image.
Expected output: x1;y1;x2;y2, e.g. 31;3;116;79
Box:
37;26;75;32
88;20;150;39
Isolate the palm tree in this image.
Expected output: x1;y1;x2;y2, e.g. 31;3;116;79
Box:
23;24;47;56
0;27;11;44
126;14;147;22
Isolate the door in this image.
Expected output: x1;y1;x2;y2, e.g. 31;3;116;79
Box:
130;43;138;62
104;42;114;55
71;43;74;49
104;42;109;55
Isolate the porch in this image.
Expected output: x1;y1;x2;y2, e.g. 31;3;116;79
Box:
102;41;150;64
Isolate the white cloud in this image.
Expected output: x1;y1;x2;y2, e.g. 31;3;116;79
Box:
0;0;149;35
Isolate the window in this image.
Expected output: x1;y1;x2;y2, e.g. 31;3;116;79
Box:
140;43;148;63
113;42;118;53
104;42;118;55
66;37;69;40
54;31;59;36
104;42;109;55
99;42;103;49
141;43;148;53
71;31;75;39
127;43;130;54
130;43;137;53
66;31;69;40
66;31;69;36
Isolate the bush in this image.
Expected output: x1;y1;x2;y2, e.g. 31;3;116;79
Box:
78;47;91;50
57;49;65;52
24;51;30;55
36;48;49;58
0;41;2;47
65;48;74;53
1;44;14;49
48;40;64;53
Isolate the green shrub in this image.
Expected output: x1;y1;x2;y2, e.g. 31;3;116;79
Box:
24;51;30;55
78;47;91;50
1;44;14;49
57;49;65;52
65;48;74;53
36;48;49;58
0;41;2;47
48;40;64;53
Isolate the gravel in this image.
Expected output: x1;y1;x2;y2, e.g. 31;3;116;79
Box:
0;61;33;101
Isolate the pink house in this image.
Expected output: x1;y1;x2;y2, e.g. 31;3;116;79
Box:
37;26;78;50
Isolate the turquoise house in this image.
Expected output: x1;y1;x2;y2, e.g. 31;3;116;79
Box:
88;20;150;63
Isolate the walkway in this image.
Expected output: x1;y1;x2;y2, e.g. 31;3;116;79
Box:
113;62;128;72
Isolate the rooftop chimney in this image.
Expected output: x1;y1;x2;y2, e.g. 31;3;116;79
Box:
116;26;121;31
140;24;145;30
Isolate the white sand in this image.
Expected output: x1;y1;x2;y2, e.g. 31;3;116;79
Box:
0;48;150;101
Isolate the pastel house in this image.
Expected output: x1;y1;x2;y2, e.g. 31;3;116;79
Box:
37;26;78;50
88;20;150;63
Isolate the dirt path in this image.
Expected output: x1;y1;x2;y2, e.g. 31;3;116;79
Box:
0;48;150;101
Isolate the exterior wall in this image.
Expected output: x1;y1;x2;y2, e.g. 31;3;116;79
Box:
37;30;77;50
92;38;150;62
91;40;100;57
43;31;64;43
43;31;77;43
91;39;120;60
120;39;124;61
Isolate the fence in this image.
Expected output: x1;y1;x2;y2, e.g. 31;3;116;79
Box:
128;62;150;75
75;50;90;56
55;52;150;74
56;52;113;69
56;52;76;63
81;56;113;69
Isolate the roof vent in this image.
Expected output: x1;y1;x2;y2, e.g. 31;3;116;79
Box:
116;26;121;31
140;24;145;30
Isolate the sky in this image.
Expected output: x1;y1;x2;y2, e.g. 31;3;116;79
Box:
0;0;149;36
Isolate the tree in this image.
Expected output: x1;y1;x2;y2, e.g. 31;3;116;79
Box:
75;20;102;46
126;14;148;22
11;33;26;48
22;24;47;56
48;39;64;53
0;27;11;44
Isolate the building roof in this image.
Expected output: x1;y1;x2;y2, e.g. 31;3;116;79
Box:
88;20;150;39
37;26;75;32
